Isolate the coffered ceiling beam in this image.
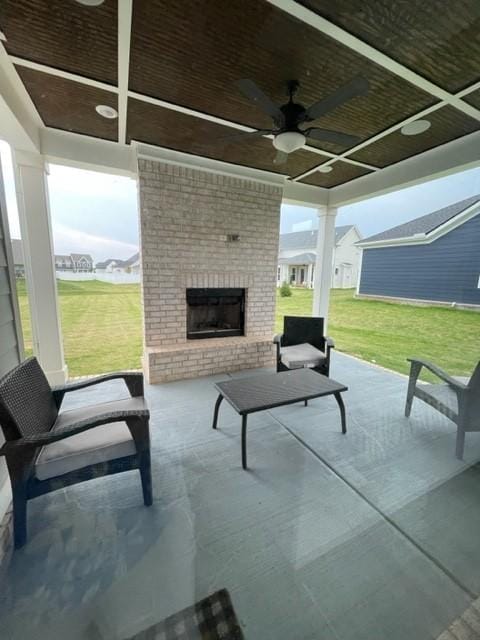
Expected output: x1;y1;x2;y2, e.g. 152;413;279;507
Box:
10;56;118;93
117;0;133;144
0;45;41;151
329;131;480;207
8;57;375;171
266;0;480;121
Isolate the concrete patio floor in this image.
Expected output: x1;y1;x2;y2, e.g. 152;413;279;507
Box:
0;352;479;639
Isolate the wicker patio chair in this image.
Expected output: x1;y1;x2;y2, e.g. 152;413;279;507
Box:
0;357;152;548
274;316;334;377
405;358;480;459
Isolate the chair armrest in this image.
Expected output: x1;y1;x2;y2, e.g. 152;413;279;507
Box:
53;372;144;407
0;407;150;454
407;358;468;390
273;334;283;344
326;336;335;349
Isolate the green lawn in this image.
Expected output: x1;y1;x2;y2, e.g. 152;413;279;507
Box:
16;280;479;380
17;279;142;377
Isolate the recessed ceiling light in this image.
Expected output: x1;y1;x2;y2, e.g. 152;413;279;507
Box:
318;165;333;173
95;104;118;119
75;0;105;5
400;120;431;136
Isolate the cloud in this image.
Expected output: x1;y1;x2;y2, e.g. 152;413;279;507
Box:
52;222;138;262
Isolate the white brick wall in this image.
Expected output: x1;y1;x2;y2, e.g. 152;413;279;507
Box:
138;160;283;382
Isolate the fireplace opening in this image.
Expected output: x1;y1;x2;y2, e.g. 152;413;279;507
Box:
186;288;245;339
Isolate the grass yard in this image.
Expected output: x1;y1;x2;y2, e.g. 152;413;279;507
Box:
17;280;479;380
276;288;479;380
17;279;142;377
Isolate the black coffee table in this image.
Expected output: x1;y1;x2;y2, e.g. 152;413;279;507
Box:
212;368;348;469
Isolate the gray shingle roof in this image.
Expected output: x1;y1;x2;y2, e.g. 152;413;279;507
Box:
358;195;480;244
279;225;354;251
95;252;139;269
71;253;93;262
278;252;317;265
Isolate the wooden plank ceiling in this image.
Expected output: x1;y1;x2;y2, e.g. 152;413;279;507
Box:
0;0;478;187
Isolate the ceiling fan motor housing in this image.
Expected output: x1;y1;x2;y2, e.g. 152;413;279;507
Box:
280;101;307;132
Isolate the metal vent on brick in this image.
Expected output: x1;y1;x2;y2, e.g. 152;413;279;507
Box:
186;288;245;339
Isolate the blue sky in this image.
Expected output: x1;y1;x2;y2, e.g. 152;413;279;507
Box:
1;140;479;260
281;166;480;236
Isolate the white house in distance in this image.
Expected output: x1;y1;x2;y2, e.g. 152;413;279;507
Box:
54;253;93;272
95;252;140;274
278;225;362;288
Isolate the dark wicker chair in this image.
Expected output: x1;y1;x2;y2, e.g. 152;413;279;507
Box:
0;357;152;548
274;316;334;377
405;358;480;459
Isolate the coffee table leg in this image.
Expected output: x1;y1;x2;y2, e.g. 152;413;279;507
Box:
242;415;248;469
333;392;347;434
212;394;224;429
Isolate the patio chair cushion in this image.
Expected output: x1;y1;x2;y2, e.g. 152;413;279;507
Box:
280;342;326;370
34;398;144;481
35;422;136;481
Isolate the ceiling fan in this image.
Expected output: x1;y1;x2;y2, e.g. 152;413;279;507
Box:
229;76;369;164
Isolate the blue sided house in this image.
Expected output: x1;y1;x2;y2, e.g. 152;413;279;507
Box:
357;195;480;307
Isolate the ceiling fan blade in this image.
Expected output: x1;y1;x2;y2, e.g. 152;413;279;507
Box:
305;127;361;147
237;79;285;125
273;150;288;165
206;128;273;146
303;76;369;122
221;128;272;141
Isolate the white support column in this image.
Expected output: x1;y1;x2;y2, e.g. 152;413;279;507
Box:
307;263;313;288
13;150;68;384
312;205;337;331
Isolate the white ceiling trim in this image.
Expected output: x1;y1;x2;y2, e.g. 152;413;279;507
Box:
10;56;118;94
134;140;292;187
456;81;480;98
127;90;380;168
117;1;133;144
41;128;136;177
329;130;480;207
4;55;377;170
292;101;448;182
266;0;480;121
0;44;42;150
283;180;329;207
1;3;478;190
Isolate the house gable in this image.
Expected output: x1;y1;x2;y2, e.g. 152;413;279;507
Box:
359;213;480;305
358;197;480;249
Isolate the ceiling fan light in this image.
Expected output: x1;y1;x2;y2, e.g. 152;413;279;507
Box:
273;131;306;154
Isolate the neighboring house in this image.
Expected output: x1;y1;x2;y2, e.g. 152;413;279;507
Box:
54;254;74;271
70;253;94;272
356;195;480;306
277;225;362;289
95;252;140;274
10;238;25;278
55;253;93;272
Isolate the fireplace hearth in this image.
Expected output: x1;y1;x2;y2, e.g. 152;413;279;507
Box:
186;288;245;339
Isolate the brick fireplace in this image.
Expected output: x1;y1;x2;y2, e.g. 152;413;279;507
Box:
138;159;283;383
